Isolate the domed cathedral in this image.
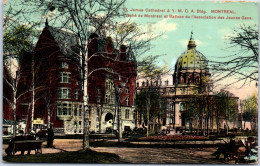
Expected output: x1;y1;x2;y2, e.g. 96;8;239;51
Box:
172;32;215;131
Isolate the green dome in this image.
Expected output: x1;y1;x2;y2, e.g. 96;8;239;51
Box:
175;39;208;72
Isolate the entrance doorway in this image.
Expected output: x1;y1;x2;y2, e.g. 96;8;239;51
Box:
105;113;113;133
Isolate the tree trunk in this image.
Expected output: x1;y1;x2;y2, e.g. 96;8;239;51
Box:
13;90;17;137
146;96;150;137
47;104;51;129
225;120;229;136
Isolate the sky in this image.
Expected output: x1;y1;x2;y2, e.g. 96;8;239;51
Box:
120;0;259;99
3;0;259;99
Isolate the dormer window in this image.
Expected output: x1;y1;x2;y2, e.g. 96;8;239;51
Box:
61;62;69;69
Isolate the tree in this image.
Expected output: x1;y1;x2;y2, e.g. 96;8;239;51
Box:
136;55;170;136
3;23;36;136
135;88;166;134
186;96;206;135
242;92;258;130
211;24;258;87
214;90;237;135
6;0;157;149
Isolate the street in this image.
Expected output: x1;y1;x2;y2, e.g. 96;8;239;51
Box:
2;139;231;164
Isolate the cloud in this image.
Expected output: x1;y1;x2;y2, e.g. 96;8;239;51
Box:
156;19;177;32
162;35;168;39
218;28;233;40
136;19;177;41
207;35;212;39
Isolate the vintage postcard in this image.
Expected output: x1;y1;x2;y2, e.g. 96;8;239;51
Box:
2;0;259;164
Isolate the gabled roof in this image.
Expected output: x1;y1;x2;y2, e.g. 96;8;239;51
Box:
44;20;78;56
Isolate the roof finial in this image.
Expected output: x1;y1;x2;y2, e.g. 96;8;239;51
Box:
188;30;196;49
190;31;193;40
45;18;49;27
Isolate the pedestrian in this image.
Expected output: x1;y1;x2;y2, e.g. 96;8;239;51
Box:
47;124;54;148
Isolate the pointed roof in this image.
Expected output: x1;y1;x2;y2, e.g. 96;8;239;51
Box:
44;22;78;56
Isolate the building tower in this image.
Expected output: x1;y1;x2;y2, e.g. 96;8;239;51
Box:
172;32;213;130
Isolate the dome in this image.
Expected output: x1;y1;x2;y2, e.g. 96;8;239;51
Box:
175;34;208;72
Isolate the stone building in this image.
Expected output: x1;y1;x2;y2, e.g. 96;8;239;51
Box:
136;33;239;133
7;20;136;135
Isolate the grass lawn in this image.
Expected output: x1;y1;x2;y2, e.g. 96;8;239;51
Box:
3;149;126;163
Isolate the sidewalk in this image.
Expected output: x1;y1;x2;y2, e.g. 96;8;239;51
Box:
2;139;83;157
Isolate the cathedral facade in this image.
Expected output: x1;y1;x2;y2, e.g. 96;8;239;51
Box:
136;33;239;133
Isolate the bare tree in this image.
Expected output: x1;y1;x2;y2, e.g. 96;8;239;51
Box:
3;21;36;136
210;24;258;87
6;0;158;149
136;55;170;137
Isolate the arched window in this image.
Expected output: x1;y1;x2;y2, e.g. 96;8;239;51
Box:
126;97;129;106
125;87;129;94
61;62;69;69
179;103;185;111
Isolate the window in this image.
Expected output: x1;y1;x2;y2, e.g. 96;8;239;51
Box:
56;103;71;115
180;88;186;94
163;88;166;94
61;62;69;69
75;90;79;100
79;106;82;116
109;82;113;89
96;96;101;103
136;82;139;87
125;87;129;94
96;87;101;94
170;88;175;93
57;88;71;99
179;103;185;111
142;81;145;86
117;85;122;93
165;80;169;86
74;108;77;116
60;72;71;83
105;80;114;90
105;95;110;103
125;109;129;119
126;97;129;106
74;121;77;128
168;118;172;124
